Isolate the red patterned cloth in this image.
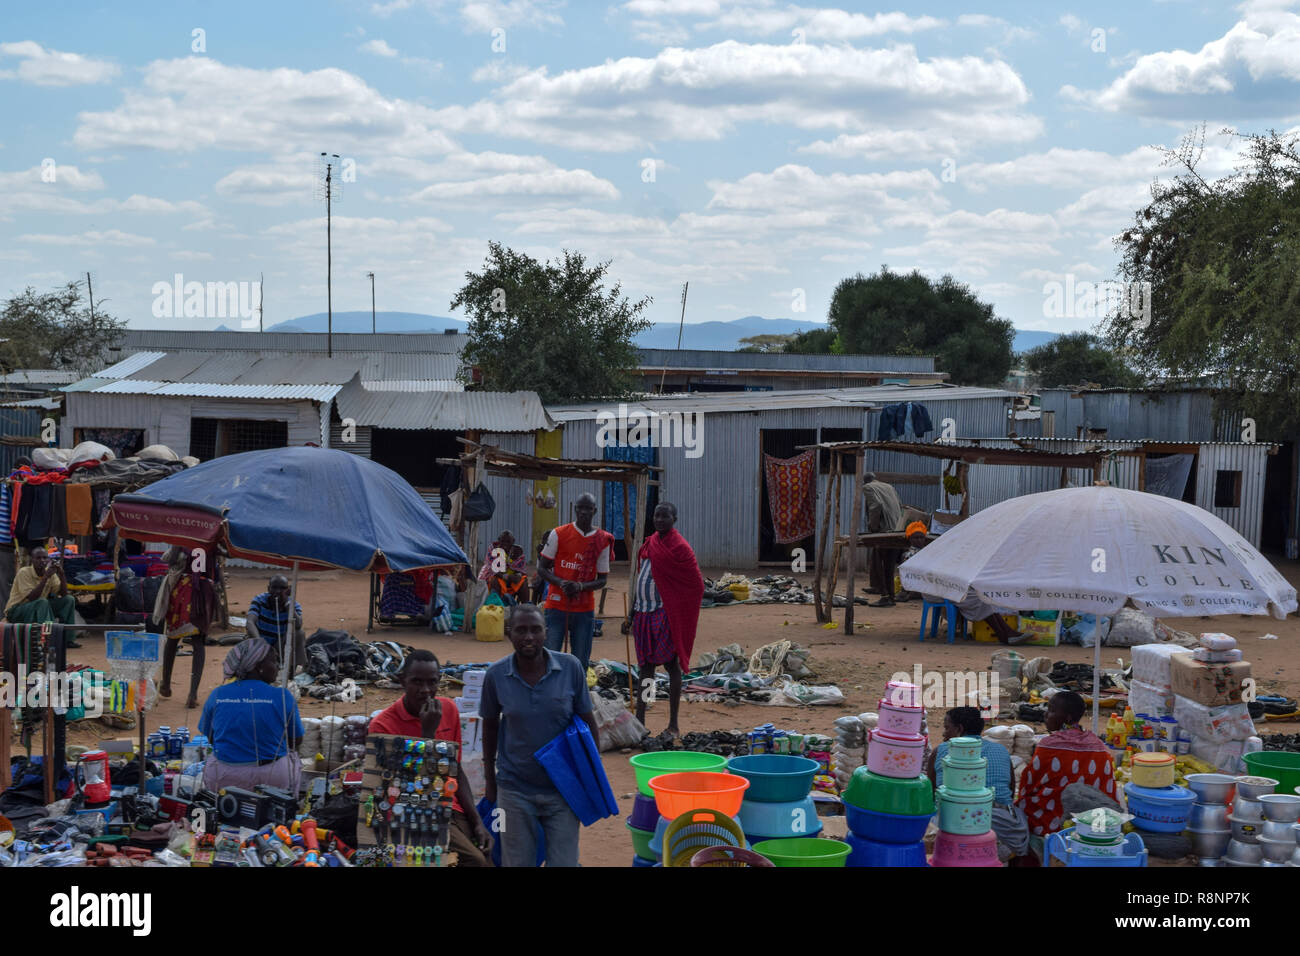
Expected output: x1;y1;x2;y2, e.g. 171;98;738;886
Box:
763;450;817;544
1016;727;1117;836
633;606;676;667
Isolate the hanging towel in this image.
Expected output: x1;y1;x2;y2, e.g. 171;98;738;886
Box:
763;450;817;544
65;484;93;535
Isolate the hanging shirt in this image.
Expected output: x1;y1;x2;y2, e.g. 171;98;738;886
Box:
0;484;11;546
632;556;662;613
540;524;612;613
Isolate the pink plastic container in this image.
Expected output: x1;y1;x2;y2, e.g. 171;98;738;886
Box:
867;728;927;779
930;828;1001;867
884;681;921;708
877;698;924;736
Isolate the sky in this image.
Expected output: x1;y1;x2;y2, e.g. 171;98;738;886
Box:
2;0;1298;335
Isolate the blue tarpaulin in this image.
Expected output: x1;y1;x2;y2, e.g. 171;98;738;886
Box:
113;446;467;573
603;445;655;540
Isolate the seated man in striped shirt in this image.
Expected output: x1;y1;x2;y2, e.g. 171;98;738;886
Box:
245;575;307;674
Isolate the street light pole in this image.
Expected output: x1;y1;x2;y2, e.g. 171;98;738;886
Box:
367;271;375;334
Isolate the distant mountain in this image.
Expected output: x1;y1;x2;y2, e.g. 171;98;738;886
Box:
266;311;1059;355
268;311;465;333
1013;330;1061;354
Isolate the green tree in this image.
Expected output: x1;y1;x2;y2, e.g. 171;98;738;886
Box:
451;242;652;404
783;327;840;354
1022;332;1142;389
822;267;1013;385
1106;127;1300;434
737;333;793;352
0;281;127;375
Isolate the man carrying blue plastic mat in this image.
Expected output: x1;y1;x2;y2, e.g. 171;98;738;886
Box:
480;603;600;867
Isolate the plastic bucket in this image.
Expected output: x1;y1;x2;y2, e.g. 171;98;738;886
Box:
725;755;818;802
753;837;852;868
737;795;822;840
1243;752;1300;797
936;785;994;835
844;805;931;844
930;828;1000;867
867;729;926;779
841;768;935;816
629;751;728;797
626;820;656;861
1124;783;1195;833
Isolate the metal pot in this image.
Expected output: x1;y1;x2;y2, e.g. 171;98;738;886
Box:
1185;773;1237;804
1233;775;1279;800
1189;803;1230;831
1225;839;1263;864
1258;794;1300;823
1257;838;1295;863
1186;827;1231;859
1232;796;1265;822
1259;820;1298;843
1229;816;1262;844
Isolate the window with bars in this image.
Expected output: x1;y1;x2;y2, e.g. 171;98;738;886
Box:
189;417;288;460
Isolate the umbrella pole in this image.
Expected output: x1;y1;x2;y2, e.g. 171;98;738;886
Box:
1092;633;1101;734
281;560;300;689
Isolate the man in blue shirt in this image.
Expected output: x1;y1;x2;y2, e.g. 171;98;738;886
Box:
479;603;599;867
245;574;307;675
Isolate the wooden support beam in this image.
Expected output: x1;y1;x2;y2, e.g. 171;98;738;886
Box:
813;455;839;623
844;449;864;632
872;472;941;486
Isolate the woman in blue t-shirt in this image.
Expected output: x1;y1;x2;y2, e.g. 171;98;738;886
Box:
199;638;304;794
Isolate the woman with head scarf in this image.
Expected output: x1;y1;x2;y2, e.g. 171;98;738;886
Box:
198;637;304;794
156;545;216;709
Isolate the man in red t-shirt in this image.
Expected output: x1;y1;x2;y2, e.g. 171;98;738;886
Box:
537;493;612;671
368;649;492;866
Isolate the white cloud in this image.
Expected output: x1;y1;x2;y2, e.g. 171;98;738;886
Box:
699;7;946;40
1061;4;1300;118
75;58;460;158
883;208;1061;275
360;39;400;57
409;168;620;201
20;229;155;246
215;165;317;204
1059;13;1084;33
370;0;564;30
470;59;531;82
705;164;943;213
429;41;1032;151
0;164;105;191
798;112;1043;159
0;41;119;86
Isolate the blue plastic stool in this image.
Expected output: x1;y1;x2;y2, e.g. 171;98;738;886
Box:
918;599;966;643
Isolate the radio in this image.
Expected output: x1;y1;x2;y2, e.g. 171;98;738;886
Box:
158;795;193;824
216;786;271;829
254;785;299;826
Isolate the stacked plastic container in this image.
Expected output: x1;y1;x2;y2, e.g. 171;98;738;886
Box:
728;754;822;846
457;668;485;716
931;736;999;867
1122;745;1196;840
840;681;933;866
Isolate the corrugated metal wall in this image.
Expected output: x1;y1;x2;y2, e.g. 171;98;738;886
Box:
0;407;45;474
477;431;536;566
1039;390;1223;441
1194;444;1270;548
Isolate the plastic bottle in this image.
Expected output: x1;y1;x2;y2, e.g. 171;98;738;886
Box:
1121;706;1135;737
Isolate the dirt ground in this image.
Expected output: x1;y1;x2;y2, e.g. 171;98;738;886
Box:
56;562;1300;867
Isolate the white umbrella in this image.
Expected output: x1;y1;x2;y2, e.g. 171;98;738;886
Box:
899;486;1297;729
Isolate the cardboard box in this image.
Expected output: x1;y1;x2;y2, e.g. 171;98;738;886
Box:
972;615;1019;643
1016;615;1060;648
1170;654;1251;706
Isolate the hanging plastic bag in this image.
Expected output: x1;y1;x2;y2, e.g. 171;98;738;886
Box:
463;483;496;522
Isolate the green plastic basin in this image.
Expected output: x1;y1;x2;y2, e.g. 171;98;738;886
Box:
1243;752;1300;798
841;767;936;816
626;820;656;861
629;751;728;796
753;837;852;868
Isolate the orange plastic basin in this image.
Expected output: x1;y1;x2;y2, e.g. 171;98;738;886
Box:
648;771;749;819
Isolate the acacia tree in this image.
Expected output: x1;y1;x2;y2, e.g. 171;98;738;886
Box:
0;281;127;375
1023;332;1142;389
821;267;1013;386
451;242;652;404
1105;127;1300;434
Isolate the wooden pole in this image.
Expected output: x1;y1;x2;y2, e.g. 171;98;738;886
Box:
844;450;864;631
43;625;54;804
462;453;484;635
812;454;835;623
281;560;300;688
622;592;634;706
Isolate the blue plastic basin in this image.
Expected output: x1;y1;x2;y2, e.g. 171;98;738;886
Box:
844;833;929;867
1124;783;1195;834
737;796;823;839
845;804;933;844
726;755;819;802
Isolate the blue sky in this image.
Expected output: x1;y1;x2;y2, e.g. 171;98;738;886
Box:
2;0;1297;335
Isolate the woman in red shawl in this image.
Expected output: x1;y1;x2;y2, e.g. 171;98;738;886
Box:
622;502;703;738
1017;691;1117;841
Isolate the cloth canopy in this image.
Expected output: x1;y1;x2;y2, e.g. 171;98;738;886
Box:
105;446;468;573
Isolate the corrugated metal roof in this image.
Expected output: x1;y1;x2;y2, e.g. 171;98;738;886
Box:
79;378;343;401
0;369;81;384
0;396;62;409
637;349;936;373
336;382;552;431
546;384;1014;421
118;329;468;353
91;351;167;378
361;380;463;392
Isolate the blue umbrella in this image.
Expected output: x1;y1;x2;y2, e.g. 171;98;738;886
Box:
111;446;467;572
